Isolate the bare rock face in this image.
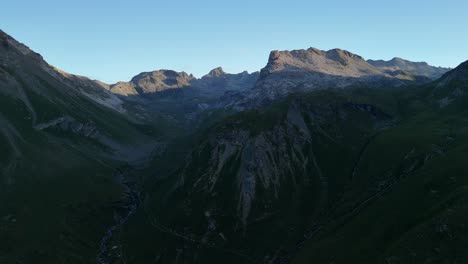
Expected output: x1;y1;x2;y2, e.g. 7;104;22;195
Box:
368;57;450;80
255;47;436;90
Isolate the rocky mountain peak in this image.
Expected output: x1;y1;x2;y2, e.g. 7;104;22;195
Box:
108;67;257;97
131;69;193;82
390;57;407;63
260;47;383;79
205;67;226;78
128;69;195;94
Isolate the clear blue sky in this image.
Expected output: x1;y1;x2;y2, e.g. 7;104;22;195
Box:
1;0;467;83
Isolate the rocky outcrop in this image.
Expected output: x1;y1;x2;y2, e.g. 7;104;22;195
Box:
35;116;99;138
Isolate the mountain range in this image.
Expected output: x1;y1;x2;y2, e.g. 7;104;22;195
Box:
1;29;467;264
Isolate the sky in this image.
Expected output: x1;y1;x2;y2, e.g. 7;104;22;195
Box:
1;0;467;83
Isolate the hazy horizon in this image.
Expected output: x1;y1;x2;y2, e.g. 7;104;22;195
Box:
2;0;467;83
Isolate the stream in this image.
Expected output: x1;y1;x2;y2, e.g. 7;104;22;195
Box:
96;167;140;264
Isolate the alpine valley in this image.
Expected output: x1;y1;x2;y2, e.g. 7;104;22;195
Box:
1;29;468;264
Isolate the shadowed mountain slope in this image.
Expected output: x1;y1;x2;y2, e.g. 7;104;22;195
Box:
0;29;166;263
